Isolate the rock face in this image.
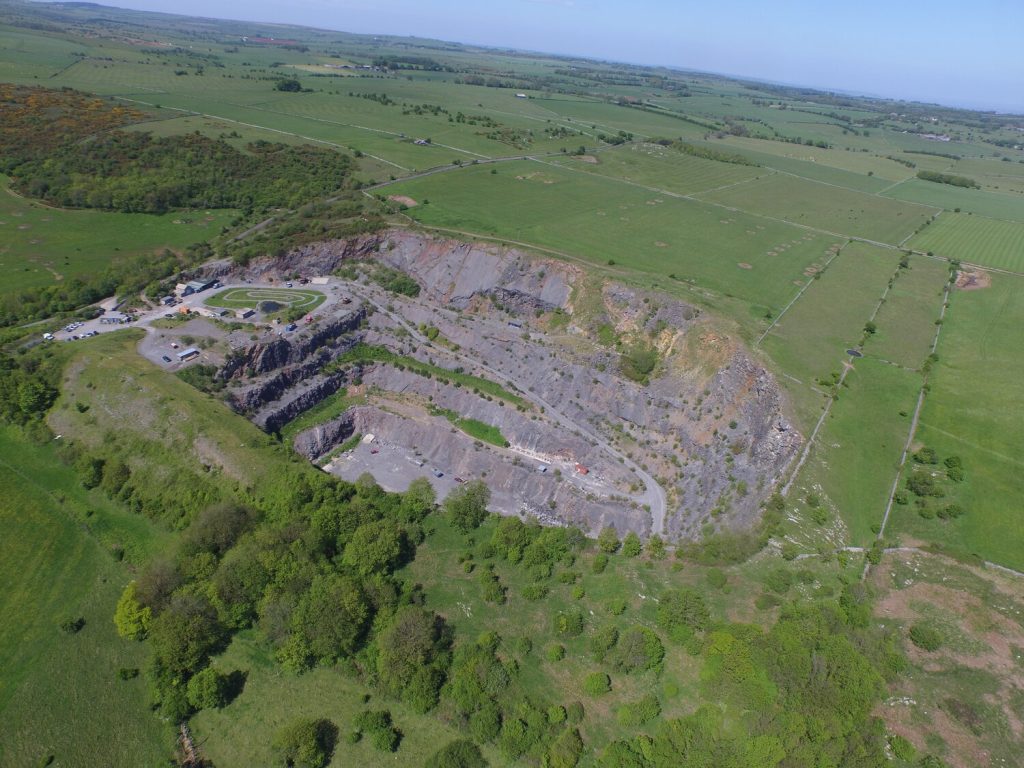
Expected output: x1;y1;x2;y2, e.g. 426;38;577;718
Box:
214;229;802;539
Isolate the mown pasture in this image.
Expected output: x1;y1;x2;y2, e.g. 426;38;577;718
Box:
882;179;1024;223
909;212;1024;271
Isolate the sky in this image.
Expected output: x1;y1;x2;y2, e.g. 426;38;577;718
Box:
76;0;1024;112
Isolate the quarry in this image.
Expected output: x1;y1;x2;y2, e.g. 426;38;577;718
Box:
182;230;802;540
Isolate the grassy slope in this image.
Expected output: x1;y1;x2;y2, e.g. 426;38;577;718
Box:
0;428;171;768
890;274;1024;569
0;176;234;296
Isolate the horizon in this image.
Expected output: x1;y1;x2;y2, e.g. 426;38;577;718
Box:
42;0;1024;114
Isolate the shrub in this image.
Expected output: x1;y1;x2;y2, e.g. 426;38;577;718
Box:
547;644;566;662
598;526;620;553
889;734;917;761
613;626;665;673
117;667;139;680
59;616;85;634
617;693;661;727
622;532;642;557
424;740;487;768
589;624;620;661
469;702;501;743
353;710;401;752
706;569;727;589
272;717;337;768
607;597;628;616
656;588;709;643
186;666;231;710
913;447;938;464
592;553;609;573
522;583;550;601
547;704;567;724
583;671;611;696
554;609;585;637
909;624;942;652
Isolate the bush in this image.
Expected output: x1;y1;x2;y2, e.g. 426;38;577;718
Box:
424;740;488;768
617;693;661;727
613;626;665;673
522;583;550;601
186;666;231;710
547;644;566;662
621;532;642;557
592;553;609;573
445;480;491;532
909;624;942;652
706;569;727;589
547;704;567;724
583;671;611;696
589;624;620;661
656;588;709;643
353;710;401;752
554;609;585;637
59;616;85;634
272;717;337;768
607;597;628;616
469;703;501;743
598;526;620;554
889;734;917;761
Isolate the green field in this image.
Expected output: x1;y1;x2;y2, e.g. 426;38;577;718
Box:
697;172;936;244
391;160;843;323
890;274;1024;569
909;212;1024;271
882;179;1024;223
866;256;948;369
0;429;170;768
0;177;234;296
794;359;922;545
760;242;899;426
205;286;326;311
548;143;766;197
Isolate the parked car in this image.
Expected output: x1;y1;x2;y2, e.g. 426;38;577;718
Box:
161;355;172;363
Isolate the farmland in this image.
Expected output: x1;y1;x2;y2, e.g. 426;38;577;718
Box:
909;212;1024;271
1;2;1023;766
890;274;1024;570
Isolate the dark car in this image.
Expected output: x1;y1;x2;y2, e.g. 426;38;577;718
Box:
161;355;172;363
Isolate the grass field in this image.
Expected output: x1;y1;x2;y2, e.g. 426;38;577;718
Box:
0;428;171;768
882;179;1024;223
390;160;843;324
866;257;949;370
697;172;936;244
795;359;923;545
909;213;1024;271
760;242;899;425
0;177;234;296
205;287;326;311
889;274;1024;569
548;143;766;197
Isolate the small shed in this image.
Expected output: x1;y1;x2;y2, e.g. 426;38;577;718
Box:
177;347;200;361
100;312;129;325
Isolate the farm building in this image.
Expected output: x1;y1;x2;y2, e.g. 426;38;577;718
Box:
99;312;130;325
176;347;200;361
182;278;218;296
